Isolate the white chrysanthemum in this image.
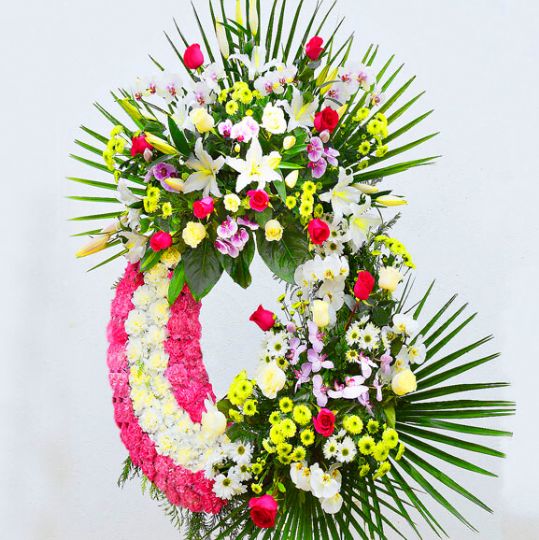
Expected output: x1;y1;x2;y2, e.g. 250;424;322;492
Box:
358;323;380;351
266;331;289;358
229;464;252;483
132;285;156;309
144;263;169;285
143;325;168;348
126;339;145;362
157;432;174;453
346;323;362;346
148;348;169;370
323;438;339;460
230;441;253;465
149;298;170;325
155;279;169;298
140;408;160;433
125;309;147;336
213;474;239;500
151;374;170;398
336;437;357;463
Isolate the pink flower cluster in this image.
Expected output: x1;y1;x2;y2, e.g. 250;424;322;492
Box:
107;263;225;513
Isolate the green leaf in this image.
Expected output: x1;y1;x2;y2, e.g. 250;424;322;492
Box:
167;116;191;156
183;241;223;300
256;223;310;283
221;235;255;289
273;179;287;203
167;262;185;305
139;249;162;272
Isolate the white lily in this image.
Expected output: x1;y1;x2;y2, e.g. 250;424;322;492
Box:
116;179;139;206
184;138;225;197
348;201;382;251
319;168;362;224
229;46;279;80
280;87;319;130
227;138;281;192
120;231;147;263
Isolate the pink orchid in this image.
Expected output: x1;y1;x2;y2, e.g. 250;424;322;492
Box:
358;353;377;379
359;392;373;415
288;337;306;365
307;136;324;162
237;216;259;230
295;362;313;392
218;119;233;138
324;146;340;166
380;352;393;376
313;374;328;407
373;377;383;402
327;376;368;400
307;348;334;373
308;158;327;179
217;216;238;239
308;321;324;354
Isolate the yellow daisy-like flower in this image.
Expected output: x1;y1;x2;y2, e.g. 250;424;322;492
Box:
276;356;289;370
372;442;390;462
375;144;389;157
358;140;371;156
243;399;258;416
251;483;263;494
292;405;312;426
262;438;276;454
343;415;364;435
147;186;161;200
291;446;307;462
280;419;297;438
395;442;406;461
302;181;316;194
269;411;281;425
285;196;297;210
226;100;239;115
367;419;380;434
143;197;158;213
276;442;293;456
313;203;324;218
279;397;294;413
228;409;244;423
353;107;370;123
161;202;172;218
373;461;392;481
299;200;314;217
300;429;315;446
382;428;399;449
359;463;371;477
358;435;375;455
269;425;285;445
251;462;263;475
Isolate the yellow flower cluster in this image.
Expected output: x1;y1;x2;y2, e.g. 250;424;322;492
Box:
375;235;416;268
220;81;255;114
299;181;319;221
144;186;161;213
102;125;126;171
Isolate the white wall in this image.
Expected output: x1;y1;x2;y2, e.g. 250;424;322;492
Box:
1;0;538;538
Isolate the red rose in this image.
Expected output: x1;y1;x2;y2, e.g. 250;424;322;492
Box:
314;107;340;134
193;197;214;219
247;190;270;212
250;305;276;332
313;408;336;437
130;134;153;157
150;231;173;252
248;495;278;529
354;270;375;300
305;36;324;61
308;219;330;245
183;43;205;70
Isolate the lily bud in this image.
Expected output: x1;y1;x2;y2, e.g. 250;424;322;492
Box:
353;183;379;195
267;152;282;170
216;20;230;59
236;0;243;25
283;135;296;150
143;148;153;162
319;130;331;144
249;1;259;36
163;178;185;192
285;170;299;189
377;195;408;207
76;223;117;258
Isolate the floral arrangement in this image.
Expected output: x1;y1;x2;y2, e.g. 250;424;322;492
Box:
70;1;514;538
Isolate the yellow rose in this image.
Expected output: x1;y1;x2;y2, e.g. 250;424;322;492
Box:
160;248;181;268
256;362;286;399
283;135;296;150
265;219;283;242
391;369;417;396
189;107;215;133
224;193;241;213
182;221;207;248
262;103;287;134
312;300;330;328
378;266;403;293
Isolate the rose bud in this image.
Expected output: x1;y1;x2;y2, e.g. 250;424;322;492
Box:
193;197;215;219
305;36;324;60
150;231;173;252
248;495;279;529
246;189;270;212
354;270;375;301
183;43;205;70
307;218;330;245
130;134;153;157
314;107;340;134
250;305;276;331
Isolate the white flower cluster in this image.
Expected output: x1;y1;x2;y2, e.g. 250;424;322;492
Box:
205;441;255;500
290;462;344;514
125;262;228;472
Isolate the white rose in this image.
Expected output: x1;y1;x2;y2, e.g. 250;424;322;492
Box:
256;361;286;398
262;103;287;134
312;300;330;328
378;266;403;293
224;193;241;213
392;368;417;396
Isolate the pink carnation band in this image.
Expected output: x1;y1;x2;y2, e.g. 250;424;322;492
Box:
107;263;225;513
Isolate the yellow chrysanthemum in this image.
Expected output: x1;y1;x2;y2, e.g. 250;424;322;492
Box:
292;405;312;426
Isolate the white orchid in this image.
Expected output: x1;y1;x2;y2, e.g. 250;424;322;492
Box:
201;62;225;90
319;168;363;224
156;72;183;103
226;138;281;192
280;87;319;130
184;138;225;197
229;46;279;80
